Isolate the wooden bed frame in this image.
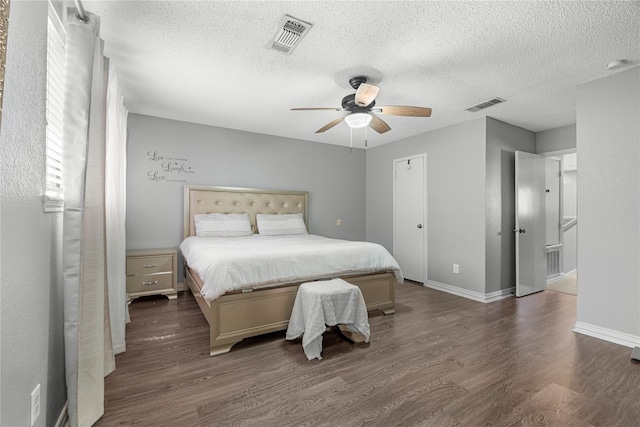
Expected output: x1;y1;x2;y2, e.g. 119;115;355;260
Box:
182;185;397;356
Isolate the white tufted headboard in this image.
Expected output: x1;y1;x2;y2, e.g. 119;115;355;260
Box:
183;185;309;238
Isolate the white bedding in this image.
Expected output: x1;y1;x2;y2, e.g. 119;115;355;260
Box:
180;234;404;301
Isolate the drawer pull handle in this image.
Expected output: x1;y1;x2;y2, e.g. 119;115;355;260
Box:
142;280;158;285
143;264;158;268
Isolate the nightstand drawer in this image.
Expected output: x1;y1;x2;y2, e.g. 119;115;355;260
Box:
127;255;173;276
126;273;173;294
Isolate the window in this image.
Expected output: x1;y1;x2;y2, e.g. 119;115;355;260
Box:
44;12;65;212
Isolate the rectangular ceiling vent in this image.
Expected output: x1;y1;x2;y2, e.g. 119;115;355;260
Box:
271;15;313;54
465;97;506;113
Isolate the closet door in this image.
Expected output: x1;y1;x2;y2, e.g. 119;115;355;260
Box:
393;154;426;282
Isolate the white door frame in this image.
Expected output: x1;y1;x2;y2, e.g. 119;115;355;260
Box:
539;148;577;278
392;153;428;282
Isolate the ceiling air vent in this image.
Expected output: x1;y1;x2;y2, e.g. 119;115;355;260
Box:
271;15;312;54
465;97;506;113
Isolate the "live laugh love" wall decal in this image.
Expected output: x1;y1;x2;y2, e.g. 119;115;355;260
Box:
146;150;196;183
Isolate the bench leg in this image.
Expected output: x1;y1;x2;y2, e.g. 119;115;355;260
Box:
336;325;367;344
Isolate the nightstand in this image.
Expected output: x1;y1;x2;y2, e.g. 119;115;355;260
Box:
126;248;178;302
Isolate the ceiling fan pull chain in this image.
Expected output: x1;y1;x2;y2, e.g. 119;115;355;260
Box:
365;124;368;147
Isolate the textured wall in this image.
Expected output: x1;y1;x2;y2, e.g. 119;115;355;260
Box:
576;67;640;338
366;118;487;294
536;124;576;154
484;118;536;293
126;114;366;278
0;1;66;425
0;0;8;123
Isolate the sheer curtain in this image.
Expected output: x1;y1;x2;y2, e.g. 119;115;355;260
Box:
61;8;117;426
105;61;129;355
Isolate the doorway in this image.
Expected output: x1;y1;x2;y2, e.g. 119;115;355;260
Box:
545;151;578;295
393;154;427;283
515;150;578;297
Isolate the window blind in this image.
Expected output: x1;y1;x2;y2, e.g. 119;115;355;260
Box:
44;15;65;212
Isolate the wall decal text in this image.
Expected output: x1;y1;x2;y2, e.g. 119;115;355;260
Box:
146;150;195;183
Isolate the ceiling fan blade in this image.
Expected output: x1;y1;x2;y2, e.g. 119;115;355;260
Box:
291;107;342;111
355;83;379;107
369;115;391;134
316;117;345;133
376;105;432;117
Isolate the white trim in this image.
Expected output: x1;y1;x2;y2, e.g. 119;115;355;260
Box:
573;321;640;349
485;287;516;303
392;153;428;282
425;280;514;303
546;268;576;285
537;147;577;157
546;275;563;285
55;401;69;427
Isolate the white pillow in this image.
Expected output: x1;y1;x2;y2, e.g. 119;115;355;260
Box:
256;213;308;236
194;213;252;237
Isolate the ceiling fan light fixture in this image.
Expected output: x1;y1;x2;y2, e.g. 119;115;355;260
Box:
355;83;379;107
345;113;372;129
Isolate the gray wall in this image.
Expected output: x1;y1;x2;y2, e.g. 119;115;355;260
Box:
576;67;640;337
126;114;366;277
0;1;66;425
366;118;487;294
485;118;536;293
536;124;577;153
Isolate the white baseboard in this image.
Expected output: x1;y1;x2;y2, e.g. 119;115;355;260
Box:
546;275;563;284
177;281;185;292
485;287;516;302
573;321;640;348
547;268;577;285
424;280;514;303
55;401;69;427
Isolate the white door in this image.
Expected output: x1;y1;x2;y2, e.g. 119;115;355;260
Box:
393;155;426;282
515;151;547;297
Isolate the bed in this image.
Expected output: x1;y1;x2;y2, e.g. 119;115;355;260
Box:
181;185;402;356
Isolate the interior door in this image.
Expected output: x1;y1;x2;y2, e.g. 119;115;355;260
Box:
515;151;547;297
393;155;426;282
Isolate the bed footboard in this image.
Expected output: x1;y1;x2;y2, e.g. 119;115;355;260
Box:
186;269;396;356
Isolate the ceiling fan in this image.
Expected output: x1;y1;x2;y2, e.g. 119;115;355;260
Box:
291;76;432;135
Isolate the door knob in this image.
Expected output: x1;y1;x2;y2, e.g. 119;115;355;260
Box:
513;228;525;233
417;224;423;229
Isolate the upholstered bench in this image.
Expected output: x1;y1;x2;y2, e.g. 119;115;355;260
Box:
286;278;370;360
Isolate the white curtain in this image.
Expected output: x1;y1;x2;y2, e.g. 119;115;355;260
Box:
62;9;113;426
105;61;129;355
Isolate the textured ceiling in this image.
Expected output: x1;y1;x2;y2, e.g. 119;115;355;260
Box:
84;0;639;149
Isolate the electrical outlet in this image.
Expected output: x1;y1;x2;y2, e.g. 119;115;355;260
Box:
453;264;459;274
336;219;342;226
30;384;40;426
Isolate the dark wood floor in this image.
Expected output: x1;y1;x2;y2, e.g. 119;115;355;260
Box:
97;282;640;426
